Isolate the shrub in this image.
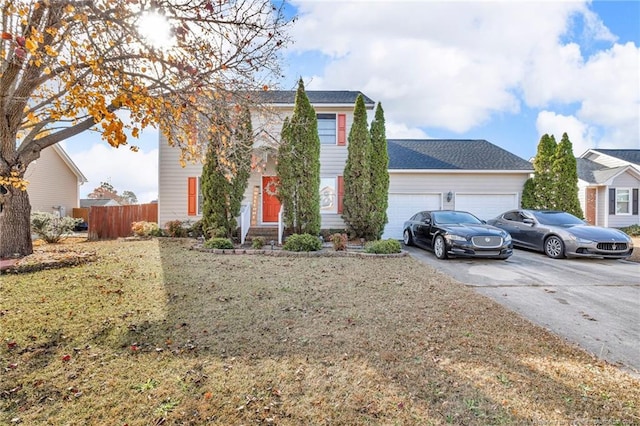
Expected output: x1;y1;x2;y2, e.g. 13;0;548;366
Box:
185;220;205;238
364;239;402;254
204;237;234;249
31;212;82;243
165;220;188;237
620;224;640;237
331;233;348;251
283;233;322;252
206;226;228;239
251;236;266;249
131;221;160;237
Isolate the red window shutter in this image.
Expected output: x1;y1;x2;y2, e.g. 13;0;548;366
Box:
337;176;344;213
187;177;197;216
337;114;346;146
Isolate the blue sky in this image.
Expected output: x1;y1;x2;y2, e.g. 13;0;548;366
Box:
62;0;639;203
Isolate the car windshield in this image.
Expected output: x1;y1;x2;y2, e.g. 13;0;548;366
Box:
432;211;482;225
532;211;585;226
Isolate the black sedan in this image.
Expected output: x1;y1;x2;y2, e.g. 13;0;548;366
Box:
487;209;634;259
403;210;513;260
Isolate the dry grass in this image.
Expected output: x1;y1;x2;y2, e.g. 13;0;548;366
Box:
1;238;638;425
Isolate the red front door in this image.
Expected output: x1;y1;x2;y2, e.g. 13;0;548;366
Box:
262;176;281;223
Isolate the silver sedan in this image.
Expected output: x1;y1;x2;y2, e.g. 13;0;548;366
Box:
487;209;634;259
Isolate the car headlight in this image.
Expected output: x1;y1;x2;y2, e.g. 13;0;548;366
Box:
445;234;466;242
575;237;594;244
503;233;512;242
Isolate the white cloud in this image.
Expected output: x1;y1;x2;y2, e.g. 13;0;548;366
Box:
287;0;639;152
65;139;158;204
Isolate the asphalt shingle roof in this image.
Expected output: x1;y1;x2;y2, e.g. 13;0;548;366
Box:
592;149;640;166
250;90;375;106
576;158;603;183
387;139;533;171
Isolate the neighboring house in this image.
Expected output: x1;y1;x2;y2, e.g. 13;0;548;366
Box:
577;149;640;228
383;139;533;239
80;198;121;208
158;91;534;241
25;144;87;217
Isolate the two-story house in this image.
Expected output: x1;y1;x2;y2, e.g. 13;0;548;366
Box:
158;90;535;242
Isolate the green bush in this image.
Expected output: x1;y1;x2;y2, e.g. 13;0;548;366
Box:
185;220;205;238
620;224;640;237
31;212;82;243
283;233;322;252
364;239;402;254
204;237;234;249
251;236;266;249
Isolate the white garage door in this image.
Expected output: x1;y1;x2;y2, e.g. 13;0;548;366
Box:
382;193;441;239
454;193;518;221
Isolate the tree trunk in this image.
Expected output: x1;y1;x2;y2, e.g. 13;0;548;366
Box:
0;187;33;258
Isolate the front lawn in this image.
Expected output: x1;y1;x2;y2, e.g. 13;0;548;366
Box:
1;238;638;425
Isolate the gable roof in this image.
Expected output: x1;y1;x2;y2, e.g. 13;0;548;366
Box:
577;158;640;184
250;90;375;107
588;149;640;166
80;198;120;207
387;139;533;171
53;144;88;183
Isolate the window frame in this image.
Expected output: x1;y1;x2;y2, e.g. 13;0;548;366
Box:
319;177;338;214
317;113;337;145
615;188;631;215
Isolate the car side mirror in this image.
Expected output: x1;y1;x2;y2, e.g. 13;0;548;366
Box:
523;218;535;225
424;218;431;225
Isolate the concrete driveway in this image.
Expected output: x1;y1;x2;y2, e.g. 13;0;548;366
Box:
404;245;640;376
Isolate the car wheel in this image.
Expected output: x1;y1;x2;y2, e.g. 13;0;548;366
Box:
544;236;565;259
433;235;448;259
403;229;414;246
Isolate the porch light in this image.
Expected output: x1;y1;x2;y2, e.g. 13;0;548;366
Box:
447;191;453;202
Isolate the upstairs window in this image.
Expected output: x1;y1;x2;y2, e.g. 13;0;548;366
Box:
317;113;337;144
316;113;346;145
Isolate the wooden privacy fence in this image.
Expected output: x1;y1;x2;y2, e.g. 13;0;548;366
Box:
88;203;158;240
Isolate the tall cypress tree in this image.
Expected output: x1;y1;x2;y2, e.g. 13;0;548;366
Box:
521;177;537;209
553;132;583;217
276;79;321;235
201;105;253;238
342;94;372;238
532;134;557;209
369;102;389;239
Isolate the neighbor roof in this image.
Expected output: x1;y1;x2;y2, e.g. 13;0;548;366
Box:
80;198;119;208
387;139;533;171
251;90;375;107
577;158;640;184
590;149;640;166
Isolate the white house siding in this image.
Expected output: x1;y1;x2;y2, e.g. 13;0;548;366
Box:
158;104;358;230
607;173;640;228
596;186;607;227
25;146;80;217
585;152;637;170
385;171;529;238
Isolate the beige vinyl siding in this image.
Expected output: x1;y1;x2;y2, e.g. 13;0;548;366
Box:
388;171;529;209
158;133;205;227
158;105;356;230
585;152;636;170
25;146;80;216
